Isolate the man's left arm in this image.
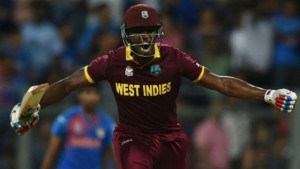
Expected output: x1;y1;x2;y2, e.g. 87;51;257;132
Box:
40;135;62;169
102;145;117;169
197;68;297;113
102;117;116;168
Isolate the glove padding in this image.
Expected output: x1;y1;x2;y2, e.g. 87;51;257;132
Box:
264;89;297;113
10;103;40;135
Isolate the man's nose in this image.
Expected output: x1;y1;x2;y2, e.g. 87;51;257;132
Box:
141;34;151;42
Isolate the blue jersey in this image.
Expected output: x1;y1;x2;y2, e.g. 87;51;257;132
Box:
51;105;115;169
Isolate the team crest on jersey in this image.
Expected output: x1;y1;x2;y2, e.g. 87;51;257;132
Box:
125;66;133;77
141;10;149;19
96;128;106;139
150;64;161;76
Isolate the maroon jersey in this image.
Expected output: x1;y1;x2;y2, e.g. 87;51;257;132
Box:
85;44;204;133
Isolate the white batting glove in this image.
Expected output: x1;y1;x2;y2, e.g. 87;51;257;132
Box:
10;103;40;135
264;89;297;113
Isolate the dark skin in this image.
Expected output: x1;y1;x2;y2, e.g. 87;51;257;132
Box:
40;67;265;108
126;27;158;65
40;27;265;108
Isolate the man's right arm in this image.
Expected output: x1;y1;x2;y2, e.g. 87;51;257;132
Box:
40;67;91;108
10;67;92;135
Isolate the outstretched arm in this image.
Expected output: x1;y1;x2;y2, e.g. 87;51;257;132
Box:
197;68;297;112
40;67;90;108
10;67;92;135
198;68;265;100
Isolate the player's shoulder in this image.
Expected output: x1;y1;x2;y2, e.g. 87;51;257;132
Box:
91;46;125;63
52;106;80;126
59;105;82;119
107;46;126;60
160;44;176;52
160;44;185;57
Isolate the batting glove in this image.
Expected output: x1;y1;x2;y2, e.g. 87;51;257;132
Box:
264;89;297;113
10;103;40;135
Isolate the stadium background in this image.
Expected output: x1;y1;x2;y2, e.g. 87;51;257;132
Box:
0;0;299;168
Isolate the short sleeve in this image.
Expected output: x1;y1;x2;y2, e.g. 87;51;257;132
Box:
175;48;205;83
85;54;110;83
51;115;68;138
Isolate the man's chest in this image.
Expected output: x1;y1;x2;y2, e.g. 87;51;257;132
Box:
68;117;106;140
106;60;180;97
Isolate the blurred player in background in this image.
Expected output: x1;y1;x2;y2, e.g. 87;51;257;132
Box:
40;85;115;169
10;4;297;169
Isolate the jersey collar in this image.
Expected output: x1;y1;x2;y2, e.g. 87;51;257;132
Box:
79;105;98;119
125;44;160;61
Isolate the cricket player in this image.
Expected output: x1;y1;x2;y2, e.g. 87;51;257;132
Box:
10;4;297;169
40;85;115;169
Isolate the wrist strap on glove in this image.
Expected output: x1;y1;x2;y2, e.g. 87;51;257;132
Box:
264;89;275;105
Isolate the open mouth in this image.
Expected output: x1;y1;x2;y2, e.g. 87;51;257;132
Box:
139;45;151;53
